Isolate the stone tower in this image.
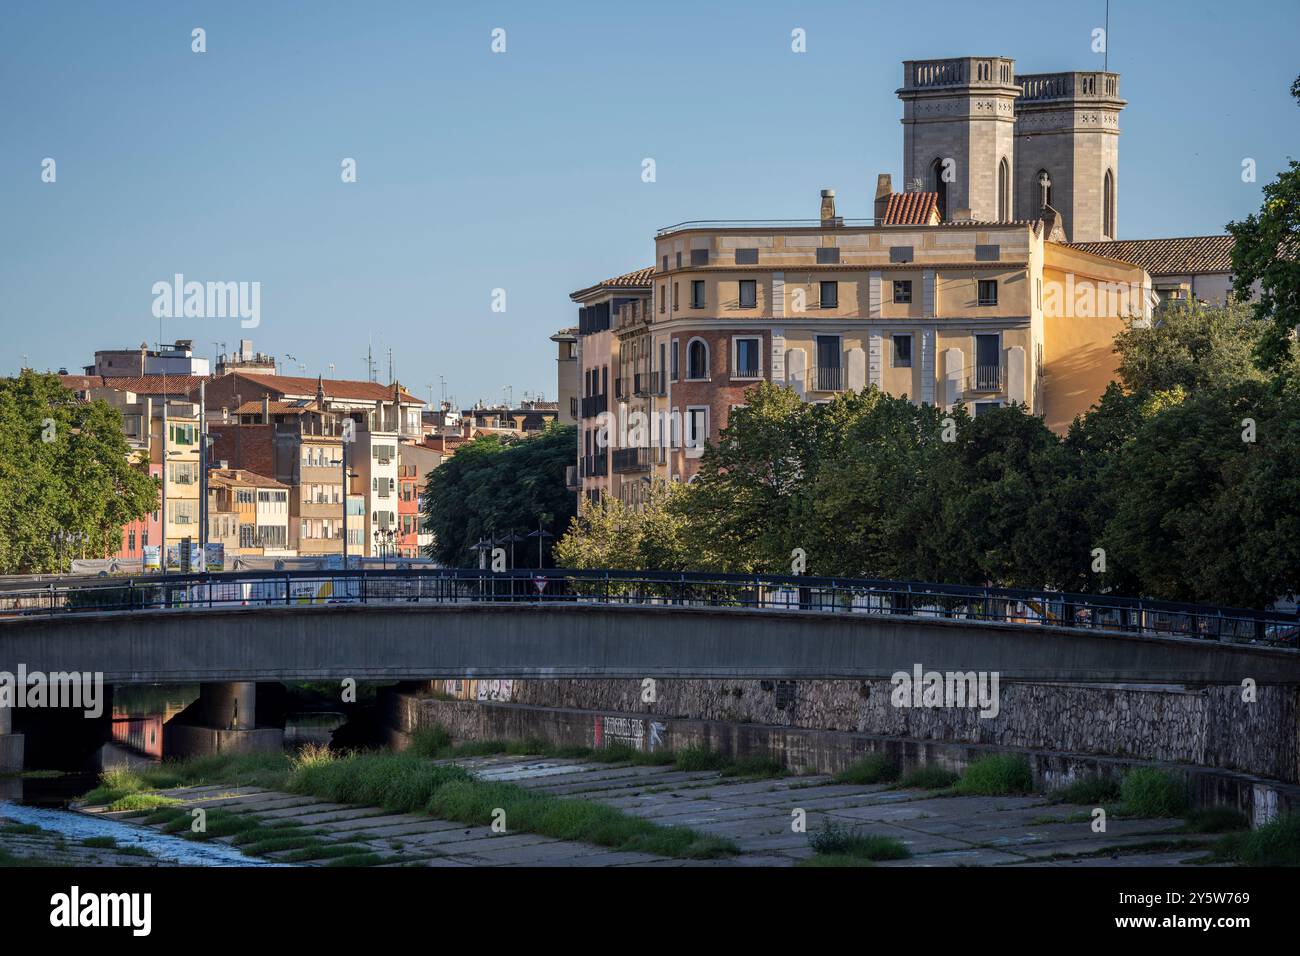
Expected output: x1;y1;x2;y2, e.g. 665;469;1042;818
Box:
897;57;1020;222
1014;71;1125;241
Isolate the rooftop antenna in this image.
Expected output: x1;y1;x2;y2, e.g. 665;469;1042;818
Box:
387;347;394;384
1103;0;1110;72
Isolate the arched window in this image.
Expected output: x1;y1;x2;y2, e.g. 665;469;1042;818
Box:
997;158;1010;221
1035;169;1053;210
1103;169;1115;238
929;158;948;221
686;338;709;380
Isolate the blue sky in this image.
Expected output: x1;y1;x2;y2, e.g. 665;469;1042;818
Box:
2;0;1297;406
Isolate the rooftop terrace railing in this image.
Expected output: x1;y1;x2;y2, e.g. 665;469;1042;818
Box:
0;568;1295;649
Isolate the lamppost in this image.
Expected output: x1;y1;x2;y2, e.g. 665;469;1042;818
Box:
472;536;495;571
49;530;88;574
500;531;524;570
527;517;554;569
373;528;396;570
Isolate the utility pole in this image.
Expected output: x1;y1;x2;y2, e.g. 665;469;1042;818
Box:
199;379;208;560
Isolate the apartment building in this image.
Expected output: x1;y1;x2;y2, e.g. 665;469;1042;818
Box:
568;267;654;505
396;442;445;559
651;191;1149;482
203;373;423;556
152;402;203;555
566;189;1150;501
207;469;291;556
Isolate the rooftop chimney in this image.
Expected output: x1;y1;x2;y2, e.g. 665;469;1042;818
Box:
262;396;270;424
874;174;893;221
819;188;838;225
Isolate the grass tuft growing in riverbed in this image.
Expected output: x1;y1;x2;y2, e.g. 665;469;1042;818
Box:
953;755;1034;796
834;754;900;786
1119;768;1189;818
426;778;736;859
808;819;911;861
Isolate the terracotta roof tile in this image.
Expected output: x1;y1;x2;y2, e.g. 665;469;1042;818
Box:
882;192;941;225
207;468;288;490
1066;236;1235;275
570;267;654;300
60;374;206;397
229;373;422;404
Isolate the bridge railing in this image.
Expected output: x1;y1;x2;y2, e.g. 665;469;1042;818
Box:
0;568;1295;649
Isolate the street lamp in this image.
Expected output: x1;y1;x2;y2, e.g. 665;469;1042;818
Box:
373;528;396;570
527;517;554;569
49;530;88;574
472;536;495;571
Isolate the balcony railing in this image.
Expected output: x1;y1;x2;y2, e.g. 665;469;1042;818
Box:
614;377;627;400
612;448;651;473
633;373;650;397
580;394;608;419
814;366;843;392
973;364;1004;391
580;454;608;478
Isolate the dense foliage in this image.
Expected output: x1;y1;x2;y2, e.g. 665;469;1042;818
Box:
0;371;158;573
421;423;576;568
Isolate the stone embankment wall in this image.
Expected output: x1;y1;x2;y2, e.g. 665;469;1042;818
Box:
411;678;1299;784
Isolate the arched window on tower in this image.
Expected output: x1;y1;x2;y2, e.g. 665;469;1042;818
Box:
1103;169;1115;238
929;158;948;221
998;158;1010;221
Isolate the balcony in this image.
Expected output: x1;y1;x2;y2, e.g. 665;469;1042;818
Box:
633;373;650;397
814;366;843;392
580;454;608;478
612;448;651;473
581;394;608;419
614;377;627;400
972;364;1005;392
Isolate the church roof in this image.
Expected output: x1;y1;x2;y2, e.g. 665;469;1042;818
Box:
1066;236;1235;275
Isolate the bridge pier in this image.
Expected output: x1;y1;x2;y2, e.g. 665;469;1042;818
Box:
165;682;283;758
0;704;23;773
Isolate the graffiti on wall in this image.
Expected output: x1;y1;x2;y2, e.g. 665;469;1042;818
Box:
593;715;667;753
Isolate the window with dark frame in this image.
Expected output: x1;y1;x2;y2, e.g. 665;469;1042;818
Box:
819;281;838;309
735;248;758;265
735;338;760;378
893;334;913;367
893;280;912;304
738;280;757;308
687;339;709;379
691;280;705;308
978;279;998;306
690;248;709;266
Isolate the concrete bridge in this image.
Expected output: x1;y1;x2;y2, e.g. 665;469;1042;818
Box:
1;569;1296;769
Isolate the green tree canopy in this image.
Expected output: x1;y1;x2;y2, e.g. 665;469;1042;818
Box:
421;423;576;568
0;371;158;573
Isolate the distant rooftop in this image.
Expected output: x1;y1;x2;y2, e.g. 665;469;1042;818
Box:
1066;236;1234;275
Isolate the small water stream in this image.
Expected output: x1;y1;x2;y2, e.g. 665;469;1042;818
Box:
0;802;284;866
